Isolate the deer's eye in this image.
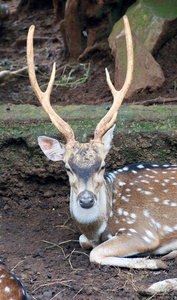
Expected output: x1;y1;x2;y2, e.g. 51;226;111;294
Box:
100;165;105;172
65;167;72;173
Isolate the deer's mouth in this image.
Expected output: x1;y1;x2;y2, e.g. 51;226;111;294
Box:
77;190;97;209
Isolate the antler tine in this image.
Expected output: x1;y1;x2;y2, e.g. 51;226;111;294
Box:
27;25;75;144
93;15;133;142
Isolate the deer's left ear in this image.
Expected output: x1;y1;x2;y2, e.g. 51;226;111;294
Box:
102;124;116;152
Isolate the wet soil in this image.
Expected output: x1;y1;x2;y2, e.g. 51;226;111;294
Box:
0;2;177;300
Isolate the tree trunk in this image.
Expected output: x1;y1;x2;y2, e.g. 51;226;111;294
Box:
59;0;127;59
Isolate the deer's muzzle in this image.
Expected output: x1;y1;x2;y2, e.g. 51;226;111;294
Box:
77;190;96;209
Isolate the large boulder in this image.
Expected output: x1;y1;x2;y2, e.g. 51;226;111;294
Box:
111;0;177;55
109;31;165;99
109;0;177;99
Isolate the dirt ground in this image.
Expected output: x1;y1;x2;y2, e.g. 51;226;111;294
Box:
1;2;177;300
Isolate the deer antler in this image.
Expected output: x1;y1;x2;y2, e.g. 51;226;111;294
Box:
27;25;75;144
93;15;134;143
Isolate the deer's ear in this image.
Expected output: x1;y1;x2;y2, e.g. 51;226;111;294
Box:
38;136;65;161
102;124;116;153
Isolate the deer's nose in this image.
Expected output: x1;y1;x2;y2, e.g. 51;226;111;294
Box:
77;190;96;209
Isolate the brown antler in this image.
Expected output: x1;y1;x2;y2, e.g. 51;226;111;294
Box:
27;25;75;144
93;15;134;143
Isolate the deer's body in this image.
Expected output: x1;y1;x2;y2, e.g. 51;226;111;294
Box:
103;163;177;254
27;14;177;280
0;261;29;300
70;158;177;269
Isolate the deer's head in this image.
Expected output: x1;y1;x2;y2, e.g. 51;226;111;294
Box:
27;16;133;217
38;126;115;211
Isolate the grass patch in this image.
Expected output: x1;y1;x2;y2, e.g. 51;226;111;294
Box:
40;63;90;89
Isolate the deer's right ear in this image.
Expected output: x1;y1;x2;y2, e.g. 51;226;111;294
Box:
102;124;116;153
38;136;65;161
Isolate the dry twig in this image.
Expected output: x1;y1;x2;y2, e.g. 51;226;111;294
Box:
132;96;177;106
0;66;37;84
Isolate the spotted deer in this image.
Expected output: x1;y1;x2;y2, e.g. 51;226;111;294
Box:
0;260;29;300
27;16;177;272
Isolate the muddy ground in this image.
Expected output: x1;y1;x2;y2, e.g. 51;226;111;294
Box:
0;2;177;300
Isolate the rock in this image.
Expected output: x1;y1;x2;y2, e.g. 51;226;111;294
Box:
3;204;10;211
109;31;165;99
108;0;177;99
43;190;56;198
43;291;53;299
138;278;177;296
110;0;177;55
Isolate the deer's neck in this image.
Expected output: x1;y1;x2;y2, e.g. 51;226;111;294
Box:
70;181;112;242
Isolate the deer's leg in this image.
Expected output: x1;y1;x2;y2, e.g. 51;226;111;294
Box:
161;250;177;261
90;235;167;269
79;234;93;250
79;234;99;249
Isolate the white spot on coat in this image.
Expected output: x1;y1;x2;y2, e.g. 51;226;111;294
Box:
154;197;160;202
137;164;144;169
131;170;137;174
143;210;150;217
130;213;137;219
141;180;149;184
4;286;10;293
143;236;152;243
129;228;137;233
171;202;177;207
163;225;174;233
119;181;126;186
123;211;129;216
163;189;168;193
123;166;129;171
144;191;152;195
121;196;129;202
163;199;170;205
118;208;123;215
146;230;155;239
